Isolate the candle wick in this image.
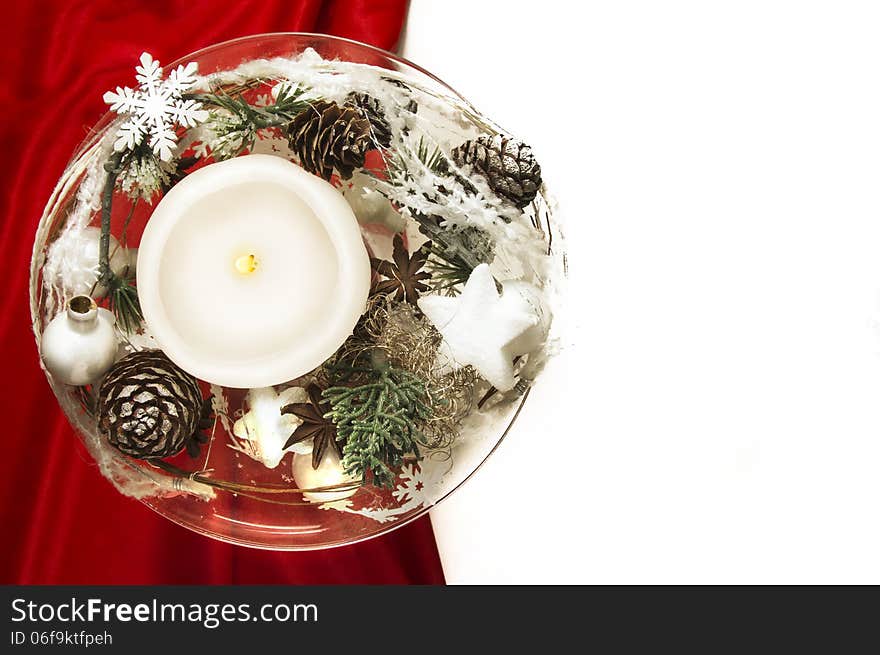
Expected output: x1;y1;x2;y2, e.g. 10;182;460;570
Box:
235;254;259;275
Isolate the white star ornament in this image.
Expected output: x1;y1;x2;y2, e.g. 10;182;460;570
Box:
417;264;546;392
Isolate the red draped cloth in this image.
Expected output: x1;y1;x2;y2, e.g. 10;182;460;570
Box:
0;0;446;584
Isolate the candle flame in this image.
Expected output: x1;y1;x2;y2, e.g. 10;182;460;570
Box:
235;254;259;275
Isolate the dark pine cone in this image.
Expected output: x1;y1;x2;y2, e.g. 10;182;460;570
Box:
98;350;211;459
346;92;392;148
287;100;373;180
452;135;542;209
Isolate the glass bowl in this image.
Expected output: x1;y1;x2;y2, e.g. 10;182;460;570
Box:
30;33;564;550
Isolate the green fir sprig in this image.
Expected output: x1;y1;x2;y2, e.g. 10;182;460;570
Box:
197;83;315;159
425;244;475;294
386;135;447;187
416;220;495;294
103;267;143;335
323;355;432;487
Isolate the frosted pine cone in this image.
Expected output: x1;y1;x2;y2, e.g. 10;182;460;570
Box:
98;350;210;459
452;135;542;209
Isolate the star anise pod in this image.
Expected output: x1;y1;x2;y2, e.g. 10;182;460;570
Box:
281;383;340;470
370;234;432;305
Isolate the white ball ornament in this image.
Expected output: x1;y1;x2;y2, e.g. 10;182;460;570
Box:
40;295;118;386
292;448;359;503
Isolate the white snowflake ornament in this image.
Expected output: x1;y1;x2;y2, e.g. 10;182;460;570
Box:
418;264;549;392
103;52;208;162
318;462;444;523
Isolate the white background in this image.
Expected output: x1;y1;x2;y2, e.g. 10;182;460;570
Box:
403;1;880;583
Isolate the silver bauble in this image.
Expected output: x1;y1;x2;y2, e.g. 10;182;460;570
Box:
40;295;118;386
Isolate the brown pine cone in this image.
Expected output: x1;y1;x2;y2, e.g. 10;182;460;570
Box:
346;92;393;148
287;100;373;180
98;350;211;459
452;135;542;209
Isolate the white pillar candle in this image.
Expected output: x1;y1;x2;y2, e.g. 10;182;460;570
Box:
137;154;371;388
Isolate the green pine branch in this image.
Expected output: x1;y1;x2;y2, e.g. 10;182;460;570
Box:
425;247;474;294
196;83;314;159
415;218;495;294
104;267;143;335
386;135;447;187
323;361;432;487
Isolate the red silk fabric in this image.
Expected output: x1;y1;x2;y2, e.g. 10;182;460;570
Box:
0;0;446;584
